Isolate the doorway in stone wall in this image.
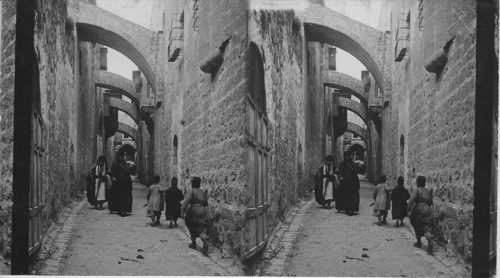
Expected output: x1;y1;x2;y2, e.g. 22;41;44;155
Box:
399;135;404;176
11;2;43;274
243;43;269;259
173;135;178;177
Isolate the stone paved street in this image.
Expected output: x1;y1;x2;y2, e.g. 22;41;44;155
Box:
34;181;244;276
264;181;471;277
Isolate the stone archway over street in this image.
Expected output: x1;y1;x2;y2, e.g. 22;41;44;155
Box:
302;3;389;93
69;1;161;94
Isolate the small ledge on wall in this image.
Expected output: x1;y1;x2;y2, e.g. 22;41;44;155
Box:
199;37;231;74
424;36;455;73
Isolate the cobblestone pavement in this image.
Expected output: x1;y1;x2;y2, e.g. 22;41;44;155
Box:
33;181;245;276
261;181;471;277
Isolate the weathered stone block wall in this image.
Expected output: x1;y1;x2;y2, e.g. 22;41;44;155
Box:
157;0;309;259
75;42;99;193
249;8;304;227
0;0;17;261
0;0;98;262
380;0;476;260
304;42;326;191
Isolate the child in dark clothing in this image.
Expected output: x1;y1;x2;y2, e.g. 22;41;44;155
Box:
164;177;185;228
391;176;411;227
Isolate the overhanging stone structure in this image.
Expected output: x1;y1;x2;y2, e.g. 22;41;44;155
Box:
109;98;139;124
346;122;369;142
117;122;140;142
302;3;389;94
69;2;161;94
95;70;140;104
338;97;367;123
323;71;367;102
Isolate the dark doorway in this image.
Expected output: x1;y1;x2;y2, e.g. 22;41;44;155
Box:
472;1;497;276
11;0;39;274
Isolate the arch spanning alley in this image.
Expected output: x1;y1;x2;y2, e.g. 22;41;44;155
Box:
346;122;369;142
338;97;367;124
117;122;140;143
116;142;136;156
346;140;366;152
323;71;368;103
303;3;389;93
109;98;139;124
69;2;160;94
95;70;140;104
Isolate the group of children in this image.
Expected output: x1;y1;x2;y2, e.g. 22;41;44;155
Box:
373;175;411;226
146;175;185;228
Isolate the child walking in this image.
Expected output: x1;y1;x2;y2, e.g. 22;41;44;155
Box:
164;177;185;228
373;174;390;225
146;175;166;226
391;176;411;227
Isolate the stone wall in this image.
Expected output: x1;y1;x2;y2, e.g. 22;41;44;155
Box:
379;0;476;260
0;0;98;262
304;42;326;190
249;8;305;225
0;0;17;261
153;0;250;258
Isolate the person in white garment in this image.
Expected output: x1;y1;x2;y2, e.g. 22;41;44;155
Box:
320;155;336;209
88;156;111;210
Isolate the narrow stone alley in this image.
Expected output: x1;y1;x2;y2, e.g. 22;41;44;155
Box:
261;181;471;277
0;0;495;275
33;181;244;276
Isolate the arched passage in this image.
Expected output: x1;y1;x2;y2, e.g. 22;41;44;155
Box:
346;122;369;143
116;142;136;161
303;3;389;93
117;122;140;143
346;141;366;160
69;2;160;94
338;97;367;124
323;71;367;103
95;70;140;105
109;98;139;124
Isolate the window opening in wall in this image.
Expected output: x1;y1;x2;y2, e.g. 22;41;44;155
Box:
168;11;184;62
192;0;199;31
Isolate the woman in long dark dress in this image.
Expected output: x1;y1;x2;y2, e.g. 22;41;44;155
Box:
181;177;210;255
407;176;434;255
165;177;184;228
109;156;133;216
335;151;360;215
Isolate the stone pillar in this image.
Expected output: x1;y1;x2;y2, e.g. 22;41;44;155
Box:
99;47;108;70
102;90;111;156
